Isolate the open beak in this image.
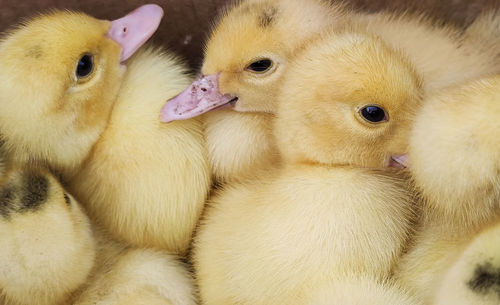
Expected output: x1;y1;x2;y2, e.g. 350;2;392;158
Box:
106;4;164;62
160;74;238;123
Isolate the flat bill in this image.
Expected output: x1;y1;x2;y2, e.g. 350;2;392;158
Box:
106;4;164;62
161;74;237;122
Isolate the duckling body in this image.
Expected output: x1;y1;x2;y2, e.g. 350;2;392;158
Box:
196;166;415;305
0;165;196;305
194;31;422;305
0;7;211;253
395;75;500;305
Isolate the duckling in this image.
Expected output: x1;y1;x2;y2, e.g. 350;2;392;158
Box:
0;6;211;252
161;0;348;183
395;75;500;305
0;4;161;178
193;30;422;305
0;165;196;305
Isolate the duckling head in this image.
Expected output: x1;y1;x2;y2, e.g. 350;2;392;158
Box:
0;5;163;176
161;0;345;122
275;31;423;169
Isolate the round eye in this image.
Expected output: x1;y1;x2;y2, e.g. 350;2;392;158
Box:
246;59;273;73
76;54;94;78
360;105;387;123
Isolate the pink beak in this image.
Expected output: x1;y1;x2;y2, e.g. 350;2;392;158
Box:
107;4;164;62
160;74;238;122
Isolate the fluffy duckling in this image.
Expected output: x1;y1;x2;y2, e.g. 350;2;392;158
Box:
161;0;347;183
349;11;500;91
0;165;196;305
0;7;211;252
0;4;160;177
395;75;500;304
193;30;422;305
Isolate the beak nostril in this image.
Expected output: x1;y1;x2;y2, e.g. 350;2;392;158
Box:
123;27;127;33
201;88;207;92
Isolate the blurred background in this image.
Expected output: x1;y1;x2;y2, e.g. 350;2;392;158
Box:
1;0;498;69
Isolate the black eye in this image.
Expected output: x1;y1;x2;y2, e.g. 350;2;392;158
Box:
246;59;273;73
63;193;71;205
360;105;387;123
76;54;94;78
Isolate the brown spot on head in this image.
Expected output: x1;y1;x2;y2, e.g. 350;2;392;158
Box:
468;262;500;298
258;6;278;28
25;45;43;59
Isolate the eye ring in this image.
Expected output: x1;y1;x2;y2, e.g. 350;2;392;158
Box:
76;54;94;79
358;105;388;124
245;58;274;74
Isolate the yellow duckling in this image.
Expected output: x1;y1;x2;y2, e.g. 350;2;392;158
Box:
395;75;500;305
161;0;347;183
0;165;196;305
193;30;422;305
0;6;211;253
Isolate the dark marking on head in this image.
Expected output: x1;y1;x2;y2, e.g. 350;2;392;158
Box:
468;262;500;298
20;172;49;211
0;183;16;218
26;45;43;59
258;6;278;28
64;193;71;206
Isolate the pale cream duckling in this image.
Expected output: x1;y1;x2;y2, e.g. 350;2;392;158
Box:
161;0;347;183
193;30;423;305
395;75;500;305
0;165;196;305
0;6;211;253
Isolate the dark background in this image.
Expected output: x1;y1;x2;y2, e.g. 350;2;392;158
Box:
1;0;498;69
